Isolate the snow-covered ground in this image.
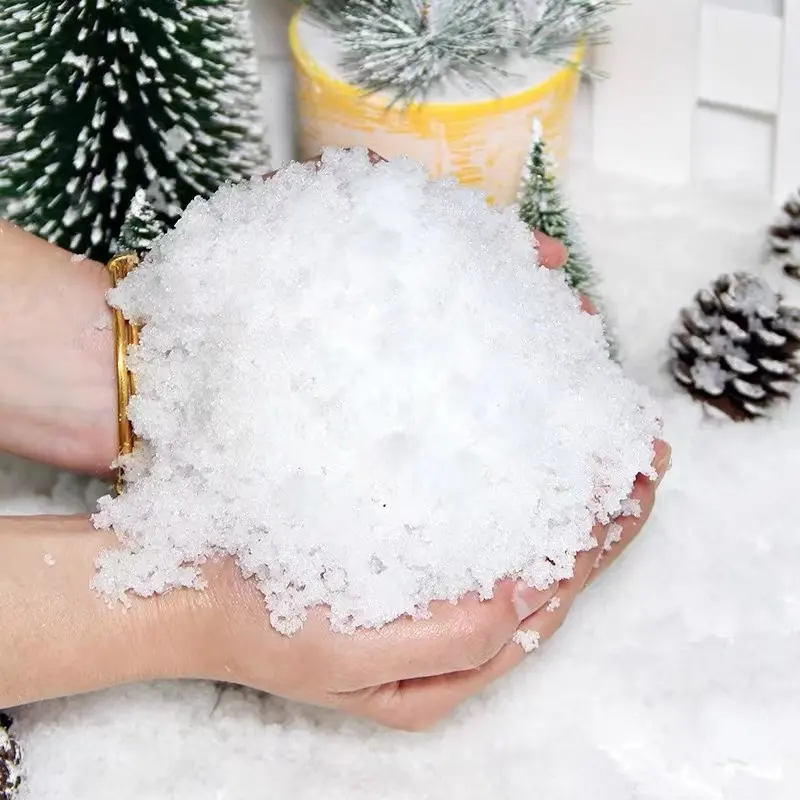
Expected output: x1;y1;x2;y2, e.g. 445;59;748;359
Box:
5;170;799;799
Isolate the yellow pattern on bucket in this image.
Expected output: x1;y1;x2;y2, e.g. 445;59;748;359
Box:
289;12;583;207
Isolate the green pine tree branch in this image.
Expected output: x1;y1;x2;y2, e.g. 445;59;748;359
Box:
518;122;592;296
0;0;266;261
118;188;167;255
300;0;621;103
517;120;617;356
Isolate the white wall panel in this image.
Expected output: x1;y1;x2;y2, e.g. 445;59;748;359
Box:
774;0;800;201
591;0;799;203
591;0;702;184
706;0;782;14
250;0;296;167
693;104;774;195
697;6;783;114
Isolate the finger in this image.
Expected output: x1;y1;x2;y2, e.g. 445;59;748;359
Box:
588;440;671;582
262;149;387;181
580;294;597;315
262;156;321;181
535;233;568;269
319;578;559;691
360;521;612;730
586;476;654;582
366;148;388;164
385;590;572;730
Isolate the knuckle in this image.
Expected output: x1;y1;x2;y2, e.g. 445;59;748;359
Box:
366;686;459;733
324;654;366;694
377;704;449;733
457;614;502;668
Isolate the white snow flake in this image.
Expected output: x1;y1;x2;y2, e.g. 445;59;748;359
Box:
113;120;131;141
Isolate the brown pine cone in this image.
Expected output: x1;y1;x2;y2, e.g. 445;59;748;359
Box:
670;273;800;420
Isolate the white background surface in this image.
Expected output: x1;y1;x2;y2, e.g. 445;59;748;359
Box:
10;168;800;800
6;4;800;797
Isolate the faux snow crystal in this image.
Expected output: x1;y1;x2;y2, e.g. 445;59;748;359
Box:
513;629;541;653
93;148;660;635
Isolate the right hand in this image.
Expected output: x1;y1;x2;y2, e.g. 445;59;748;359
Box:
193;439;669;732
0;220;118;476
188;162;671;730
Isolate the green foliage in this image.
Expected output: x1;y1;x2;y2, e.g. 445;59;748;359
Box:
0;0;265;261
517;121;617;356
301;0;620;103
518;121;593;297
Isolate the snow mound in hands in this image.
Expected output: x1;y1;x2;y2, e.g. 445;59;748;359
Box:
92;148;660;634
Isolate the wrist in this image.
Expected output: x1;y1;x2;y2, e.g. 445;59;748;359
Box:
0;221;118;474
0;515;214;707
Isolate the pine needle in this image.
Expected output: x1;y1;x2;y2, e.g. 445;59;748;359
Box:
302;0;621;103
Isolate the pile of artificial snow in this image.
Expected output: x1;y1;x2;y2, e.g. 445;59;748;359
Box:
92;148;659;634
5;172;800;798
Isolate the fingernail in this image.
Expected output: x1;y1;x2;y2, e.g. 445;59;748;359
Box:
653;441;672;487
367;148;388;164
513;581;557;622
532;233;569;268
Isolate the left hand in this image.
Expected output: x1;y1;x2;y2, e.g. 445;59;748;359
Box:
0;155;584;478
0;219;118;476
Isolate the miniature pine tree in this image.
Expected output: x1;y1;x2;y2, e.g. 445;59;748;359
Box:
518;120;596;298
0;0;265;262
118;188;166;255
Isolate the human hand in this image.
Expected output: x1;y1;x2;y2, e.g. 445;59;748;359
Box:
0;435;666;716
0;162;670;729
193;436;668;732
182;159;671;730
0;220;118;475
0;155;569;478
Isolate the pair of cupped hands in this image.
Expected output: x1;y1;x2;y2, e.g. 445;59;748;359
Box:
206;233;670;732
7;152;670;731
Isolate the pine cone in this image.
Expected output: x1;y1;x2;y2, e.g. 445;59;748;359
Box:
670;273;800;420
770;188;800;280
0;714;21;800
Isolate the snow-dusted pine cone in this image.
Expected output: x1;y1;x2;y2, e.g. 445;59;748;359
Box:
0;714;21;800
670;273;800;420
770;188;800;280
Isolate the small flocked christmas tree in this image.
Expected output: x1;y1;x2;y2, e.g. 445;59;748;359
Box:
0;0;265;262
518;119;597;299
118;188;167;256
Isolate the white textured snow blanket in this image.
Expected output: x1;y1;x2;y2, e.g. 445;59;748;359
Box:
7;172;800;798
91;148;659;634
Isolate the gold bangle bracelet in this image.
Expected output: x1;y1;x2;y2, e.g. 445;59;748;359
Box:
106;253;141;494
